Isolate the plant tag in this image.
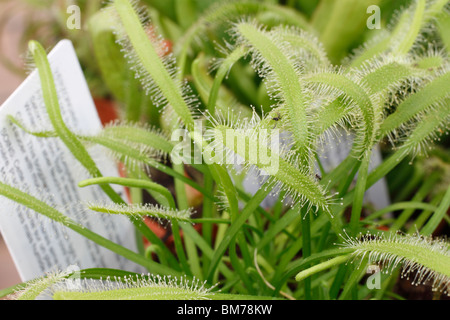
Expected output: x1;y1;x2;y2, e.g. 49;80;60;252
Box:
0;40;145;282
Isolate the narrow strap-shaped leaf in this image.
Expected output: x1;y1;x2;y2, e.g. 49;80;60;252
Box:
28;40;123;204
341;232;450;293
174;0;310;76
234;21;311;160
361;60;420;94
27;40;170;254
87;7;129;102
208;45;247;114
379;72;450;138
207;180;272;283
349;153;372;235
392;0;426;55
275;26;329;67
191;51;251;119
421;186;450;236
304;71;377;153
314;58;426;138
80;134;213;199
213;125;329;211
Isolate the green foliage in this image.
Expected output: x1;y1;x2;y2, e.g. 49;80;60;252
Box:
1;0;449;300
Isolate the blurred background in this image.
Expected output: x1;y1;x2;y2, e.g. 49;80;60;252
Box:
0;1;24;104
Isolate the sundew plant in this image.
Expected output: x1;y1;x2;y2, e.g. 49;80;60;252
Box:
0;0;449;300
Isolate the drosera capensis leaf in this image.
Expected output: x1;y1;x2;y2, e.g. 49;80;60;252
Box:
25;39;180;256
208;120;331;213
341;232;450;295
100;120;175;156
10;269;72;300
232;21;312;163
111;0;195;131
303;70;379;155
392;0;426;56
79;176;175;208
347;0;444;67
355;54;426;95
27;40;123;204
111;0;243;222
86;201;194;224
295;254;350;282
395;98;449;159
6;115;57;138
6;116;176;162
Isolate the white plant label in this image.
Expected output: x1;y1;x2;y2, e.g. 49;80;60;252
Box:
0;40;145;282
